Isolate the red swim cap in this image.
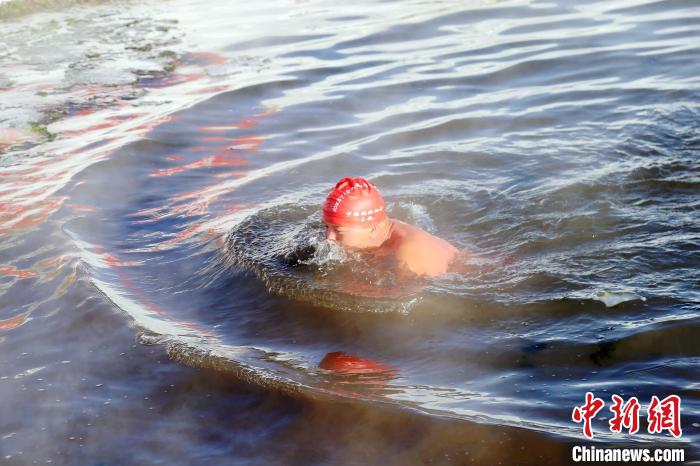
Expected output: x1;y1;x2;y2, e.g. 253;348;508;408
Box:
322;177;388;228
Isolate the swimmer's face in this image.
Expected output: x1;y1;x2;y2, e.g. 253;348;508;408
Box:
324;222;376;249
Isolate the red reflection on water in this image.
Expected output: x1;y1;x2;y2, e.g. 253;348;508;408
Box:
126;206;168;224
220;202;252;215
61;121;121;139
107;114;146;123
186;52;227;65
151;135;260;179
213;170;247;179
74;83;133;100
168;171;247;209
139;72;206;89
319;351;396;375
0;313;29;332
197;116;259;133
90;231;186;327
186;84;230;95
202;228;219;239
0;128;36;149
0;196;67;237
230;135;262;151
188;146;213;153
196;136;263;152
151;154;249;178
129;114;182;138
255;107;278;118
68;204;98;213
74;240;140;269
100;252;142;268
318;352;399;396
126;105;277;247
237;118;258;129
36;254;71;271
158;223;203;248
55;86;150;139
0;265;38;279
111;263;213;337
74;108;99;117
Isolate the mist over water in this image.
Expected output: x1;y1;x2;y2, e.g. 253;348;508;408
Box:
1;0;699;463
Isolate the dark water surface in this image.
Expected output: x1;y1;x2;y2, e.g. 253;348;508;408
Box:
1;0;699;464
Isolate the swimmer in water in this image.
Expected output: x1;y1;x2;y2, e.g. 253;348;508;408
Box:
322;177;459;277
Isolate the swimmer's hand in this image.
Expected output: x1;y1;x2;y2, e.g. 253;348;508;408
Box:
282;244;316;267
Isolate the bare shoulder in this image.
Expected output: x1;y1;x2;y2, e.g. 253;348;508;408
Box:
392;221;458;277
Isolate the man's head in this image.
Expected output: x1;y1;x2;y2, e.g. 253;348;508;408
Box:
322;177;390;249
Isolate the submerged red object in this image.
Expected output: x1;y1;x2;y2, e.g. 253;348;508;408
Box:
318;351;393;374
